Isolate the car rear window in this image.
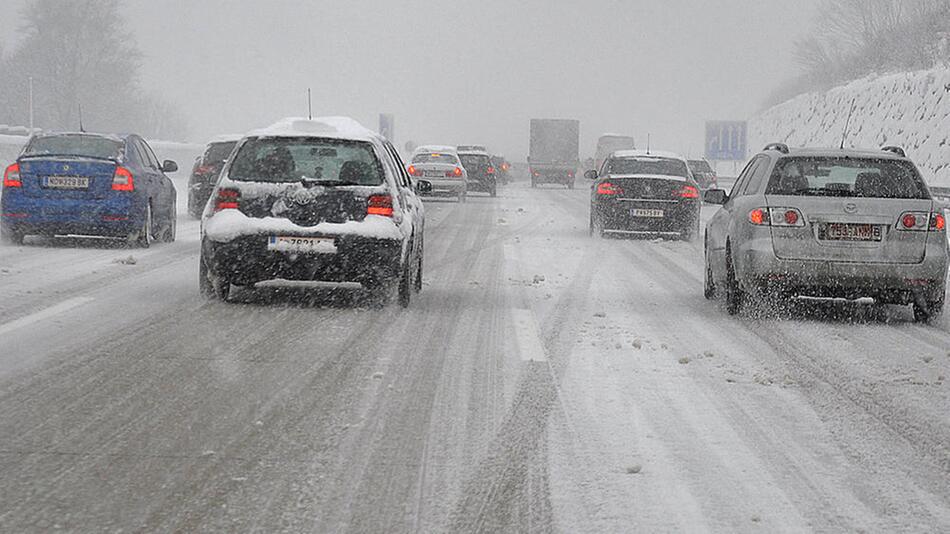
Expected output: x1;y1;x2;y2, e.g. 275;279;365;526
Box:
203;141;237;165
24;135;122;160
412;153;458;164
460;154;490;167
688;160;713;173
766;157;929;199
228;137;383;185
607;157;688;177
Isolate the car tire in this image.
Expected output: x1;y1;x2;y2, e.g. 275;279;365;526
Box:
0;225;24;246
725;244;744;315
913;296;944;323
398;262;411;308
704;238;716;300
199;249;230;301
162;205;177;243
413;247;424;294
132;203;153;248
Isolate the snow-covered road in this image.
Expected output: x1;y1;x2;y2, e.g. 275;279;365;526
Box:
0;182;948;532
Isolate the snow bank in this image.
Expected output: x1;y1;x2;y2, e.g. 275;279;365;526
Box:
750;67;950;188
203;209;402;242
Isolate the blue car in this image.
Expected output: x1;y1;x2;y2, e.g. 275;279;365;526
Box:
1;132;178;247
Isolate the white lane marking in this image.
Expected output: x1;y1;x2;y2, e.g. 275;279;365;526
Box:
0;297;95;336
512;308;548;362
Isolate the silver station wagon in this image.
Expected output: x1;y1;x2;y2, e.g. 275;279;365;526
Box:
703;143;948;322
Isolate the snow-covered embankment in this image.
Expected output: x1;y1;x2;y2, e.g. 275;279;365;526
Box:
750;67;950;189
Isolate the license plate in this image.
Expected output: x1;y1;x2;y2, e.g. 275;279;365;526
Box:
821;223;882;242
424;170;444;177
267;236;338;254
45;176;90;189
631;208;665;218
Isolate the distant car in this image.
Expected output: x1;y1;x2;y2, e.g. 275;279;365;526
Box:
188;135;240;218
1;132;178;247
587;150;701;240
199;117;425;307
458;149;497;197
703;143;948;322
407;145;468;202
491;155;511;184
687;159;718;190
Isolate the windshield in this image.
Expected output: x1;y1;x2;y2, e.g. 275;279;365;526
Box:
228;137;383;184
412;153;458;164
203;141;237;165
766;157;929;199
607;157;688;177
688;160;713;173
23;135;122;160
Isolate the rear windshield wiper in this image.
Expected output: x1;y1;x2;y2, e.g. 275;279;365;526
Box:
300;178;364;188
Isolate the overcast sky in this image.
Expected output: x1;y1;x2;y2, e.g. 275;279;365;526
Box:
0;0;819;158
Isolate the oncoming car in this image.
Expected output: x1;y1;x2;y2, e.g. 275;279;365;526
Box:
199;117;425;307
703;144;948;322
407;146;467;202
587;150;701;240
1;132;178;247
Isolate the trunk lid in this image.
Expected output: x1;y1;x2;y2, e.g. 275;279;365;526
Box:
18;157;117;200
766;195;933;264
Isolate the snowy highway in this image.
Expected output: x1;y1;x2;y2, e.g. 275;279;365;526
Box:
1;182;949;532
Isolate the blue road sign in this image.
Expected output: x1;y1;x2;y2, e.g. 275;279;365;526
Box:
705;121;747;161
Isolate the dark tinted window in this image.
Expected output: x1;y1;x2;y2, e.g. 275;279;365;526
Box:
606;157;688;177
460;154;490;168
766;157;929;199
204;142;237;165
229;137;383;185
24;134;122;160
687;160;713;173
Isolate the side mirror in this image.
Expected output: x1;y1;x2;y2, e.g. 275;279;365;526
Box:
415;180;432;194
704;188;728;205
162;160;179;173
584;169;598;180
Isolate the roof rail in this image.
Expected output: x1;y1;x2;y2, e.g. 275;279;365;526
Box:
881;146;906;157
763;142;789;154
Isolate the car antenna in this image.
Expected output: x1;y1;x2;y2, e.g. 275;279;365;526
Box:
307;88;312;120
840;99;856;149
647;133;651;155
78;103;85;133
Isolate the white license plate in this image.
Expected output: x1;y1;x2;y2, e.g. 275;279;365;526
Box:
267;236;338;254
45;176;90;189
424;170;444;177
631;208;665;218
822;223;882;242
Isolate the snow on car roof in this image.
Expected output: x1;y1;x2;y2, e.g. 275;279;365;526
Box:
208;134;244;144
611;149;686;161
32;131;127;142
247;117;379;142
413;145;458;154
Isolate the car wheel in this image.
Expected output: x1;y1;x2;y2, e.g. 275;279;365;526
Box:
398;261;411;308
199;249;230;301
725;244;744;315
704;238;716;300
413;248;423;293
132;203;153;248
913;296;944;323
0;225;24;245
162;205;177;242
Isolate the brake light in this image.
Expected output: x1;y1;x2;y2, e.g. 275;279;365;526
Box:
932;212;946;231
501;163;510;171
897;211;929;231
367;194;393;217
748;207;805;227
678;185;699;199
111;166;134;191
214;188;240;212
748;208;768;225
597;182;620;195
487;166;495;175
446;167;463;178
783;210;799;225
407;165;422;177
3;163;21;188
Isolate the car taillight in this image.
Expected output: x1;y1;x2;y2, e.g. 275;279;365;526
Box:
678;185;699;199
195;165;216;175
3;163;21;188
487;166;495;175
897;211;929;231
367;194;393;217
748;207;805;227
932;212;946;231
446;167;463;178
407;165;422;177
214;188;240;212
597;182;620;195
111;166;134;191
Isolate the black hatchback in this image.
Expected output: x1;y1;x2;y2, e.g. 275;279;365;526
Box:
587;151;701;240
458;150;497;197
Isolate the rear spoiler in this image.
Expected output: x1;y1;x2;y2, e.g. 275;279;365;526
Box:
18;153;119;163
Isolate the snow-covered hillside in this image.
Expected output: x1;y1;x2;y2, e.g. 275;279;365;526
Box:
750;67;950;188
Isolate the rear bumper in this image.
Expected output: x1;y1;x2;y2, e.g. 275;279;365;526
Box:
736;237;949;302
594;198;699;235
202;235;403;286
188;181;215;213
466;176;496;192
1;193;143;237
